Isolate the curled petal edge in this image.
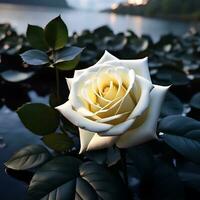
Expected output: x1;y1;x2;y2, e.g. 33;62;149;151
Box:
116;85;170;148
56;101;113;133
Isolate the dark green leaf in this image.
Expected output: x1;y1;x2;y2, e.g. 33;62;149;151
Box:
85;147;121;167
190;92;200;110
20;49;49;65
5;145;51;170
178;162;200;192
159;116;200;163
28;156;125;200
161;130;200;164
126;145;155;178
161;92;183;117
44;16;68;50
49;93;61;107
53;55;80;71
158;115;200;136
26;25;49;51
152;161;184;200
55;46;84;63
17;103;60;135
106;147;121;167
42;133;73;152
156;68;189;86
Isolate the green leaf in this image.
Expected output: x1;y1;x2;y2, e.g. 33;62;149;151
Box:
55;46;84;63
5;145;51;170
161;130;200;164
158;115;200;136
42;133;73;152
161;92;183;117
151;161;184;200
44;16;68;50
28;157;125;200
126;145;155;178
49;93;61;107
53;55;80;71
159;116;200;163
17;103;60;135
20;49;49;65
178;162;200;192
85;147;121;167
26;25;49;51
190;92;200;110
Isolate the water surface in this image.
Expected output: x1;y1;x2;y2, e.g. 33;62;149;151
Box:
0;4;199;41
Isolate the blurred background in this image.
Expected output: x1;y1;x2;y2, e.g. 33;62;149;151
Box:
0;0;199;41
0;1;200;200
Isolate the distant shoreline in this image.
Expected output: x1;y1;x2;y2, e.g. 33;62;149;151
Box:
0;2;71;9
102;4;200;22
102;9;200;22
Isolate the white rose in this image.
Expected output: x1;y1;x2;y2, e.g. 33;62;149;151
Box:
56;51;169;153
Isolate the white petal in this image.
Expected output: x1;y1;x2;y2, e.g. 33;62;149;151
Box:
128;75;153;119
66;78;73;90
79;128;118;153
100;119;135;136
96;111;130;123
79;128;94;153
73;51;118;79
116;85;169;148
56;101;113;132
96;50;118;64
104;57;151;82
74;69;86;79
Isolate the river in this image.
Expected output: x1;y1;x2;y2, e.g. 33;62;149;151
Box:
0;4;199;41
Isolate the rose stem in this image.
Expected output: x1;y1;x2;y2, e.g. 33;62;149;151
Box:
52;49;60;102
55;67;60;101
120;149;128;187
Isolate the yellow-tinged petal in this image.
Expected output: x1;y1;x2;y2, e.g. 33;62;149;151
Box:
128;75;153;120
56;101;113;132
116;85;169;148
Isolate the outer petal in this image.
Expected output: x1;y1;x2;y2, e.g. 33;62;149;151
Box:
100;119;135;136
128;75;154;119
56;101;113;132
96;50;118;64
73;50;118;79
116;85;169;148
79;128;118;153
104;57;151;82
66;78;73;90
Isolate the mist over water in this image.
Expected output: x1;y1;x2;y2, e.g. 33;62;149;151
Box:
0;4;198;42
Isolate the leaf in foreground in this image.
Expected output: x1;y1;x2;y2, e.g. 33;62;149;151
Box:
5;145;51;170
159;115;200;164
28;156;125;200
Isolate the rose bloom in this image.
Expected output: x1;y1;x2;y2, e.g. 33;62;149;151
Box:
56;51;169;153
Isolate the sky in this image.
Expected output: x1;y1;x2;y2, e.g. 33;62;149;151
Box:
67;0;127;10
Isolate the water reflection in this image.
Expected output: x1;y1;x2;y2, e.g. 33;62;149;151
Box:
0;4;198;41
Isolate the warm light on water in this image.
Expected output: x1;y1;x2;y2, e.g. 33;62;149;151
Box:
128;0;148;5
111;3;119;10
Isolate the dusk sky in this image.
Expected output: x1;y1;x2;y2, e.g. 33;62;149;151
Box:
67;0;127;10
